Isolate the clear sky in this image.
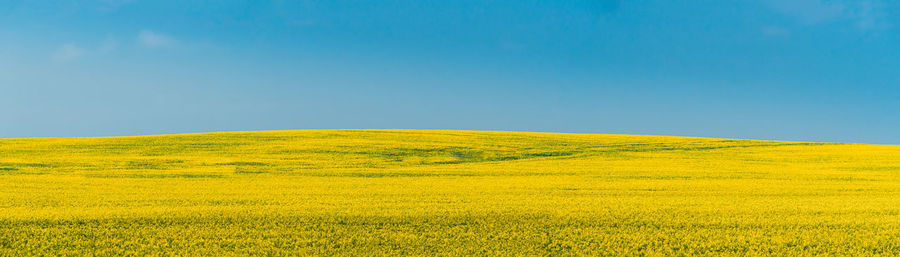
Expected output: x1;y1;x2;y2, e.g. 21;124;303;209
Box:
2;1;899;144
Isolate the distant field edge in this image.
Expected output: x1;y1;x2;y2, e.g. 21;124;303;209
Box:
0;128;884;145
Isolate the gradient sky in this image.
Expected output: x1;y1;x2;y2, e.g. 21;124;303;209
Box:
2;0;899;143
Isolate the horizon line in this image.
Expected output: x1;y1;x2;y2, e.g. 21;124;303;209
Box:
1;128;888;146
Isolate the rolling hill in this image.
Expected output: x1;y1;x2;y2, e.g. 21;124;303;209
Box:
2;130;900;256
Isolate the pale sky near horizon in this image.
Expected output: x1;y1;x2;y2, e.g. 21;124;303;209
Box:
2;1;899;144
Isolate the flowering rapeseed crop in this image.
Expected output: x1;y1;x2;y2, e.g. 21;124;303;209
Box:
2;130;900;255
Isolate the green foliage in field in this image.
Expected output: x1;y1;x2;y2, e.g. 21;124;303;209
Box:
2;130;900;256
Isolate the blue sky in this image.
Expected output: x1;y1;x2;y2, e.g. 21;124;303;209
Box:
1;0;899;143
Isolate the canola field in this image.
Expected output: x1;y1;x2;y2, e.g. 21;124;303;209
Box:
2;129;900;256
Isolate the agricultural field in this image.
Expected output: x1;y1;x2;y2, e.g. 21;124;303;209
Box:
2;129;900;256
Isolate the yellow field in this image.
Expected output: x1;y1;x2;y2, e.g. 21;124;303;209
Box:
2;129;900;256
